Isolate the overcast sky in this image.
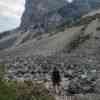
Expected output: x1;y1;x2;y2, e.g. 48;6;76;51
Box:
0;0;73;33
0;0;25;32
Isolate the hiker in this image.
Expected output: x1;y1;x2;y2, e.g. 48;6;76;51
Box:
51;67;61;94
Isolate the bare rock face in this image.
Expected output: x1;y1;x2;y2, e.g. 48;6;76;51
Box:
20;0;66;33
20;0;100;33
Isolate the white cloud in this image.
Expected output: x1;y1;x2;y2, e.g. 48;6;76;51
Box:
0;0;25;32
66;0;73;3
0;0;25;18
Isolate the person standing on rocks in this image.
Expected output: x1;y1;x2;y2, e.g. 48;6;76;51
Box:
51;67;62;94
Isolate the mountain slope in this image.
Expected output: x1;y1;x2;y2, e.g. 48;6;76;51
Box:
0;8;100;95
1;0;100;50
0;9;100;60
0;26;82;59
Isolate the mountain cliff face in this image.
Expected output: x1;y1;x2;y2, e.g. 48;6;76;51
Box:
20;0;66;33
20;0;100;33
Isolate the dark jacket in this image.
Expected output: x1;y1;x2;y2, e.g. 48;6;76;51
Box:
51;67;61;85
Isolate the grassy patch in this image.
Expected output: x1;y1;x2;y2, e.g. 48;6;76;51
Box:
0;64;55;100
0;64;5;79
0;79;55;100
0;80;16;100
0;64;16;100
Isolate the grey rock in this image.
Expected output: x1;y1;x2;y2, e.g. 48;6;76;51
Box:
20;0;100;34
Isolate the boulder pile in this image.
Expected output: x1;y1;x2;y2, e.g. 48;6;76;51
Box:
4;55;98;94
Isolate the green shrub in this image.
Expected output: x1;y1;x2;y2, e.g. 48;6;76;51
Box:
0;80;16;100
